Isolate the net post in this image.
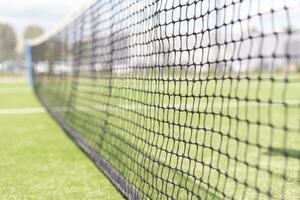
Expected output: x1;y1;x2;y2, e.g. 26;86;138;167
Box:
24;43;33;88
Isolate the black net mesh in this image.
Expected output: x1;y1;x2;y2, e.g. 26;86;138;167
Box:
30;0;300;199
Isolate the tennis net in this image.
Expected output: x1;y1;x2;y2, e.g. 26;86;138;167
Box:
29;0;300;199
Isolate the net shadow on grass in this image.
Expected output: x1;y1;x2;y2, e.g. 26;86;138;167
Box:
102;127;224;200
265;148;300;160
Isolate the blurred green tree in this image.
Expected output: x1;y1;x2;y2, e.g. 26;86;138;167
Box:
23;25;44;40
0;22;17;61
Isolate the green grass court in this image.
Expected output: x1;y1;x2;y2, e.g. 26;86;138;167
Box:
1;74;299;199
0;76;123;199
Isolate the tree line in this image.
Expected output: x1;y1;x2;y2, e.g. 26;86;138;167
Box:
0;22;44;62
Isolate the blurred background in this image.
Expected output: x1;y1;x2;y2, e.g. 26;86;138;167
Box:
0;0;85;76
1;0;300;77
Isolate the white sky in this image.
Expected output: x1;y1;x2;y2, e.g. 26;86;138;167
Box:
0;0;87;51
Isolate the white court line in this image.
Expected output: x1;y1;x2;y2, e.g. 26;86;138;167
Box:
0;88;32;94
0;108;46;115
0;80;27;84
